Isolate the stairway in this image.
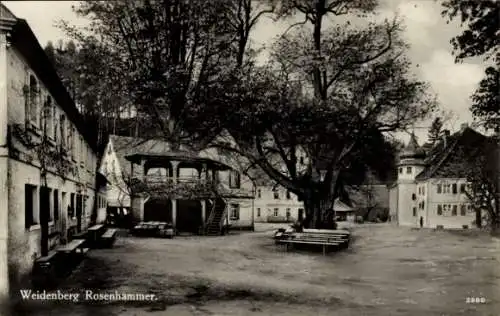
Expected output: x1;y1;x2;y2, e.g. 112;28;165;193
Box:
205;198;227;236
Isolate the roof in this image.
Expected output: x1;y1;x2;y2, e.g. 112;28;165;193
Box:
2;5;98;151
109;135;232;176
400;133;425;159
334;199;354;212
415;127;493;180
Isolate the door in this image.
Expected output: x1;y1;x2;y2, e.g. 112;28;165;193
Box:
298;208;304;222
39;187;51;256
76;194;82;233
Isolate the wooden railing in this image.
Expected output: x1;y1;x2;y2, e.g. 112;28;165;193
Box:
130;176;253;200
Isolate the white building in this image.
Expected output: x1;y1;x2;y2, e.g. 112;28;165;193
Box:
0;5;107;301
389;125;492;229
254;185;304;223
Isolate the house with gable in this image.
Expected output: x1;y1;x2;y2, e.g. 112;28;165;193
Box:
0;4;107;298
99;134;255;234
389;123;495;229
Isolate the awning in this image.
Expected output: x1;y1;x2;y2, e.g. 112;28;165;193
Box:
334;199;354;212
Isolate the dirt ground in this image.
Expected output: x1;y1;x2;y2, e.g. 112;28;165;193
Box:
12;223;500;316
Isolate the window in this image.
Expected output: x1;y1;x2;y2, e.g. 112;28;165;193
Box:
257;189;261;198
399;167;403;174
460;184;466;194
53;189;59;221
452;183;457;194
39;187;51;222
273;208;279;217
299;156;304;164
422;201;425;209
26;75;38;124
437;184;442;194
286;208;291;218
80;136;84;165
460;204;466;216
59;115;66;147
69;193;75;218
452;205;457;216
406;167;412;174
443;184;451;194
230;203;240;220
25;184;37;228
413;207;417;216
422;186;425;195
43;96;53;136
229;170;241;189
286;190;291;199
257;208;261;217
437;205;442;215
52;105;57;140
273;189;279;199
412;193;416;201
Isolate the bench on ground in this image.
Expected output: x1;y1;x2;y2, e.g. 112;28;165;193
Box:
279;237;342;256
87;224;106;245
275;229;350;255
32;251;59;288
56;239;88;255
98;228;118;248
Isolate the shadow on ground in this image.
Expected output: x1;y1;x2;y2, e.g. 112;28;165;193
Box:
11;224;500;316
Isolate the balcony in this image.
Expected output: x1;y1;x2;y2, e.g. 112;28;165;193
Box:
130;175;253;200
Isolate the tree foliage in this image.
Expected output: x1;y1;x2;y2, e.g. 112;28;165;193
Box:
428;117;444;145
441;0;500;129
60;0;436;228
209;2;436;227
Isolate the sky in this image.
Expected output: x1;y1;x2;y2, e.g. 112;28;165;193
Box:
3;0;489;145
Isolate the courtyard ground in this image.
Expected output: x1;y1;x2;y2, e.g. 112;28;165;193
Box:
13;223;500;316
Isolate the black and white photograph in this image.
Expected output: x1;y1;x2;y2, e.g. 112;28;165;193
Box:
0;0;498;315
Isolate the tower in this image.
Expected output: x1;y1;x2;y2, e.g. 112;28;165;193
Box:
396;133;426;226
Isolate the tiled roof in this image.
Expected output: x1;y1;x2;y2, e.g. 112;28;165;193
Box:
415;127;493;180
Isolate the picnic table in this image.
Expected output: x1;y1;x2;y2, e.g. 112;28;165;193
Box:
57;239;87;254
274;227;350;255
86;224;106;245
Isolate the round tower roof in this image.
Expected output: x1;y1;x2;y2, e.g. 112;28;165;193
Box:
399;133;426;159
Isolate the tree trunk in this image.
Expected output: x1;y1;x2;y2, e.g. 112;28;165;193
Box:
303;193;334;229
476;208;482;228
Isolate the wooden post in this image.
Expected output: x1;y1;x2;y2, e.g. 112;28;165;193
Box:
201;199;206;233
171;161;179;184
172;199;177;233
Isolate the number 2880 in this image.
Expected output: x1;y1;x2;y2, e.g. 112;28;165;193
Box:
466;297;486;304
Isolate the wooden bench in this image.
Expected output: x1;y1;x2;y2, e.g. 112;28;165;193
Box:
98;228;117;248
275;230;350;255
87;224;106;245
279;238;341;256
32;251;59;288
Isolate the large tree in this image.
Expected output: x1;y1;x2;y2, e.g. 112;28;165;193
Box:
60;0;273;149
441;0;500;129
208;1;436;228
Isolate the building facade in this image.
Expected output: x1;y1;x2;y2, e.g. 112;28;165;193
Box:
389;125;490;229
254;186;304;223
99;135;255;234
0;5;106;299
